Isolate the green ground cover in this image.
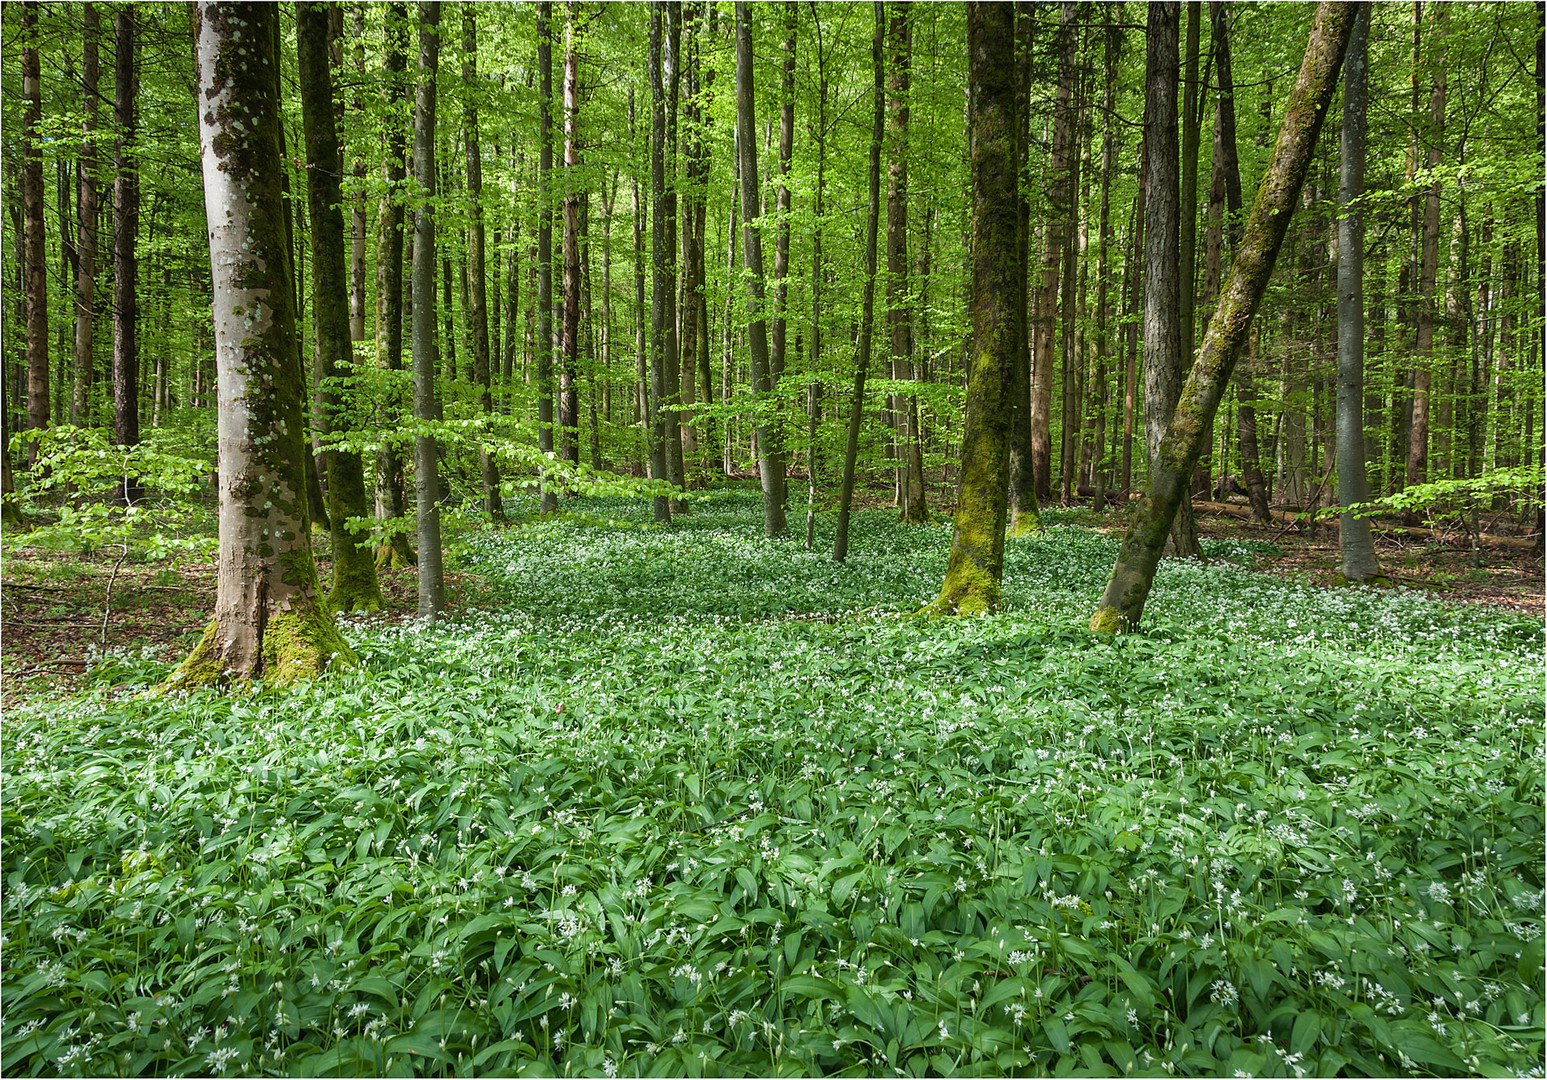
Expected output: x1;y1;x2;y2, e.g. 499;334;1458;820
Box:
3;491;1543;1077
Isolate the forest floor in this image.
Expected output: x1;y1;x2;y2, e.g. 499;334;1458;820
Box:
3;488;1540;1078
2;494;1539;708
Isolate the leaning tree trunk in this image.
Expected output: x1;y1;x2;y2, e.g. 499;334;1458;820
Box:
1091;0;1354;632
298;0;385;613
411;0;446;620
1335;4;1382;582
831;1;885;562
173;0;355;687
928;0;1017;615
735;0;787;537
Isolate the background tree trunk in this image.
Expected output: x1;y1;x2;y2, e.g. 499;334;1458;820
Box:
411;0;446;619
537;2;558;512
21;2;48;465
112;7;141;503
648;3;673;521
1336;4;1381;582
298;0;385;613
1407;5;1446;519
561;2;584;470
736;0;786;537
832;2;885;561
73;4;100;429
466;4;502;519
887;3;928;523
1007;2;1043;535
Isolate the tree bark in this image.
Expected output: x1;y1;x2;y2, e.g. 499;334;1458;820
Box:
349;4;368;344
1006;2;1043;535
374;2;415;570
648;4;673;521
887;3;928;523
1335;5;1381;582
1139;2;1202;558
112;7;141;502
174;0;355;687
465;4;502;519
806;8;828;550
1092;0;1353;632
411;0;446;619
736;0;787;537
298;0;385;612
21;2;48;464
537;2;558;512
930;0;1017;614
73;4;101;429
1407;4;1446;515
831;2;885;561
662;2;687;511
560;1;584;470
1030;1;1077;503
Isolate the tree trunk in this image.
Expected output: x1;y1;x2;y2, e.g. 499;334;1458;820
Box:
464;4;501;519
374;2;414;570
21;2;48;464
771;6;795;391
298;0;386;612
1030;1;1077;503
930;0;1016;615
537;2;558;512
662;3;687;511
1335;5;1381;581
806;9;828;550
174;0;355;687
1091;0;1353;632
73;4;100;429
736;0;787;537
112;7;141;502
1139;2;1203;559
561;2;584;470
1090;10;1121;510
349;4;368;344
1007;2;1043;536
1407;4;1446;515
648;4;673;521
411;0;446;619
887;3;928;523
831;2;885;561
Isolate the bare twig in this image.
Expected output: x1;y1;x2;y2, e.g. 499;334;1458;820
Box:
100;542;130;647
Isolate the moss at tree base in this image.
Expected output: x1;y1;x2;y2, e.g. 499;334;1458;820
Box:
163;604;358;690
1006;512;1043;538
329;558;385;613
1089;605;1129;634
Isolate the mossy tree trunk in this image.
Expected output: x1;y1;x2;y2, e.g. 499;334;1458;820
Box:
1006;2;1042;538
928;0;1017;616
1335;5;1382;583
173;0;355;687
1091;0;1354;633
411;0;446;620
298;0;384;614
831;0;884;562
373;1;415;570
734;0;786;537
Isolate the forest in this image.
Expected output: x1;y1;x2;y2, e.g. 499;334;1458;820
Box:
1;1;1543;1077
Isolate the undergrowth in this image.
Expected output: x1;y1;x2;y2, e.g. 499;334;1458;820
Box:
3;491;1542;1077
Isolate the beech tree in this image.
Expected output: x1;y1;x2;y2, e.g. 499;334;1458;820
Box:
928;0;1015;615
172;0;354;686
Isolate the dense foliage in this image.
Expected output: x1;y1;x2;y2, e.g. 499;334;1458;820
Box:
4;493;1542;1077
